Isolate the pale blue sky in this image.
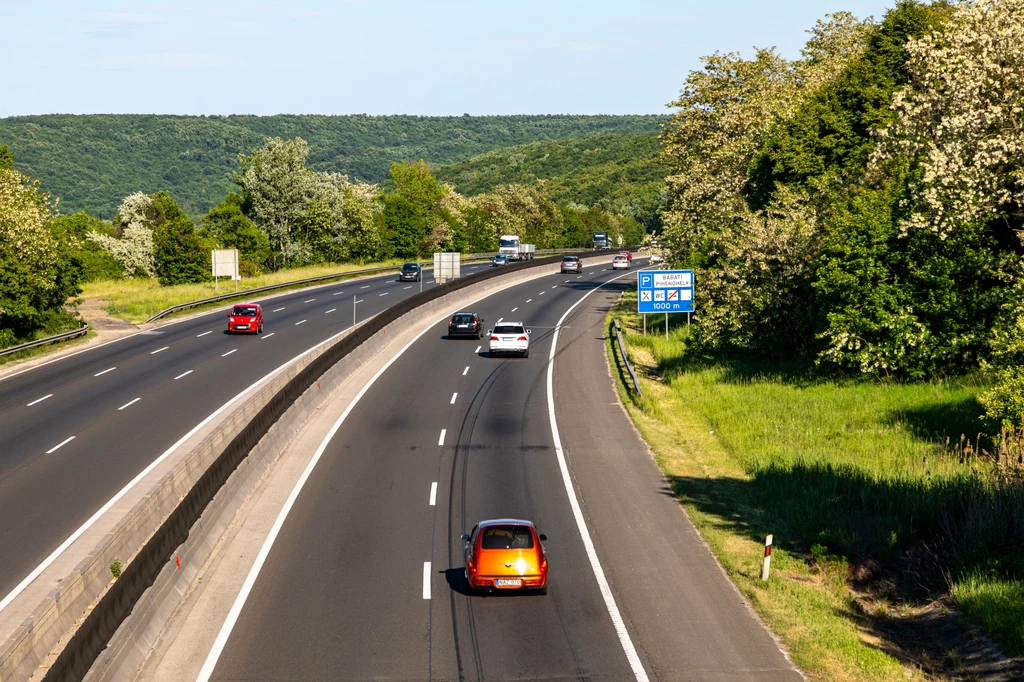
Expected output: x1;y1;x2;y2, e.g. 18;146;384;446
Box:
1;0;897;117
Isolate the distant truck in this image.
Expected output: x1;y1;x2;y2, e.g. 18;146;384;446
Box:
498;234;535;261
592;231;610;249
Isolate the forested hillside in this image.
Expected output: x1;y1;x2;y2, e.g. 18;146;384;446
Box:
436;132;667;229
0;114;665;219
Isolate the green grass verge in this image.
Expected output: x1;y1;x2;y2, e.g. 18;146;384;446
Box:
0;327;97;369
80;259;420;324
606;289;1023;679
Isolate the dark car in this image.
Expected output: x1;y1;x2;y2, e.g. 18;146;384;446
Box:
448;312;485;339
560;256;581;274
227;303;263;334
399;262;422;282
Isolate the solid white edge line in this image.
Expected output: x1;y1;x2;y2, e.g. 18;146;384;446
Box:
450;392;457;404
546;268;651;682
27;394;53;406
195;304;455;681
429;482;438;506
117;397;141;411
150;346;169;354
197;331;213;338
0;323;357;615
45;436;75;454
174;370;194;380
94;367;116;376
438;428;446;446
423;561;432;599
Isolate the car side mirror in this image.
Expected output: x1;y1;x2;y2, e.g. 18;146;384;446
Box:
461;534;471;542
486;330;492;335
539;533;547;541
527;329;532;335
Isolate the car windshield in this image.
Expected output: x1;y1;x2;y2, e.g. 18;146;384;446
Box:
563;257;578;262
614;256;626;261
402;263;419;271
480;525;534;550
494;255;506;260
498;238;518;248
232;307;257;316
494;324;525;335
452;314;475;324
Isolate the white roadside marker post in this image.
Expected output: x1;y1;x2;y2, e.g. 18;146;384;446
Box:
353;294;357;327
761;534;773;581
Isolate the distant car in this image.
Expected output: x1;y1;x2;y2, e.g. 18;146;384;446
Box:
612;255;630;270
560;256;582;274
492;254;509;267
227;303;263;334
650;253;662;264
462;519;548;594
399;262;422;282
448;312;485;339
618;250;632;262
488;321;530;358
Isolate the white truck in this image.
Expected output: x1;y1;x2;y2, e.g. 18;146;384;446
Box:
498;234;535;261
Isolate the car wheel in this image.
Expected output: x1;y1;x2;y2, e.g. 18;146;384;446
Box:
258;323;264;333
537;584;548;596
522;348;529;358
488;350;494;358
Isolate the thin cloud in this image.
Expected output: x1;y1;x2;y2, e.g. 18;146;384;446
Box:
95;53;230;68
92;12;168;24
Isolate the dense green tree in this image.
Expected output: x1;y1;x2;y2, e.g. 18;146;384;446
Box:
200;193;271;276
49;212;122;281
153;215;210;285
383;194;427;259
0;144;13;170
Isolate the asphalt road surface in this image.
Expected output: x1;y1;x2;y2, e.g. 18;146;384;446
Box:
0;262;497;604
204;263;799;681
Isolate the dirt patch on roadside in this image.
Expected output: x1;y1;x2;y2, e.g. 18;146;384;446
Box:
75;298;139;342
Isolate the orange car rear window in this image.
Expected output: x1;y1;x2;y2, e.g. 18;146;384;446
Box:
481;526;534;549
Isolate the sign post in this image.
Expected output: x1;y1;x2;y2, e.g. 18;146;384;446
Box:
637;270;694;339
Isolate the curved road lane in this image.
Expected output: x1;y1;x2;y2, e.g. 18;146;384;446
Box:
203;262;798;681
0;263;494;610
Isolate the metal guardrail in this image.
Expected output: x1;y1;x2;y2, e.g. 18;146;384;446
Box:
0;323;89;358
613;319;642;397
144;249;592;323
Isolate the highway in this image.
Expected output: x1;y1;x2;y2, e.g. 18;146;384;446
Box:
196;262;799;681
0;262;496;608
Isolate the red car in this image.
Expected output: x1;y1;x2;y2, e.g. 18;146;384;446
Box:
618;250;632;262
227;303;263;334
462;519;548;594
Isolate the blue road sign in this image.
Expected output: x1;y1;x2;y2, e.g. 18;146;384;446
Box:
638;270;694;313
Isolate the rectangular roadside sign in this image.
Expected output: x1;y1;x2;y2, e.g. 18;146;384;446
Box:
638;269;694;313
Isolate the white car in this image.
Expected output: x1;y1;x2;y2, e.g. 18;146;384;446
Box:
612;255;630;270
650;253;662;264
488;321;531;358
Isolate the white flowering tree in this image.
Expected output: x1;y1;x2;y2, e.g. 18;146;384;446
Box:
87;192;156;276
877;0;1024;239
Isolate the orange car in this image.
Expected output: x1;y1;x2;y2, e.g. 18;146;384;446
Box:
462;519;548;594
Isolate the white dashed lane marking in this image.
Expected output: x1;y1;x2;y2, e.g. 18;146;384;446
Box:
94;367;116;377
430;482;438;506
526;299;532;303
332;291;345;296
174;370;193;380
423;562;431;600
463;366;469;376
450;392;457;404
304;298;316;303
380;292;389;297
46;436;75;454
360;285;370;289
222;349;237;357
295;320;307;326
27;394;53;407
438;429;446;446
404;286;413;290
197;331;213;337
117;397;141;411
150;346;169;355
273;307;286;312
325;309;336;314
262;333;275;339
511;307;518;312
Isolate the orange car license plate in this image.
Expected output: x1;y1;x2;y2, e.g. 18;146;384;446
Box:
495;579;522;588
